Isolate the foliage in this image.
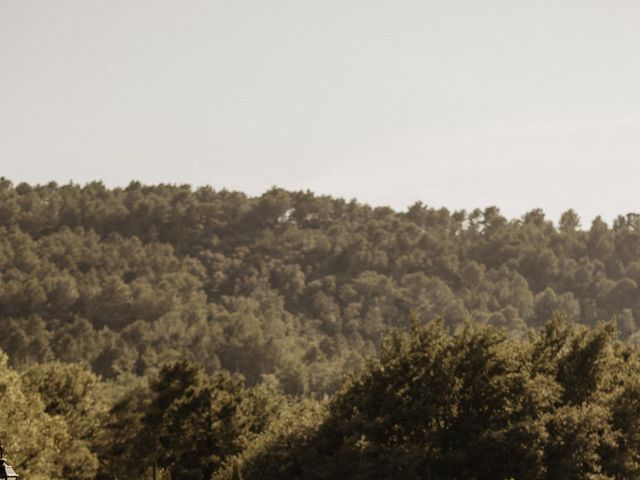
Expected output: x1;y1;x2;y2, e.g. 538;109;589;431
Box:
229;318;640;480
2;181;640;393
3;180;640;478
0;350;79;479
21;362;107;480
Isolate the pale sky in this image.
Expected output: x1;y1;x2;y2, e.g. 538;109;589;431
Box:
2;1;640;224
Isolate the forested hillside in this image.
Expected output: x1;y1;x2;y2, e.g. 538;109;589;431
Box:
2;179;640;479
2;179;640;392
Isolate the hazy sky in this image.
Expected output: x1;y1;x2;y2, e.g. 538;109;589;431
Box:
2;1;640;224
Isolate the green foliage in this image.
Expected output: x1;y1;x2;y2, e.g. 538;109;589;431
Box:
231;318;640;480
93;361;281;480
212;398;327;480
2;180;640;393
94;377;150;480
0;350;74;479
21;362;106;480
5;180;640;478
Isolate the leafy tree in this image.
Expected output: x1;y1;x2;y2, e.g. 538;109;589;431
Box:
0;350;70;479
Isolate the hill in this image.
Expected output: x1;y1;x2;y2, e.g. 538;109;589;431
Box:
2;179;640;392
3;179;640;479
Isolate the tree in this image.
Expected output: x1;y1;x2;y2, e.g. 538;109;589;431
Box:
0;350;69;479
137;361;277;480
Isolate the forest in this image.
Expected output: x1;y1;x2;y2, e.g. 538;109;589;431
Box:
2;179;640;479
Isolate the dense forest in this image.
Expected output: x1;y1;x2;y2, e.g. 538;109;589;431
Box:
2;179;640;479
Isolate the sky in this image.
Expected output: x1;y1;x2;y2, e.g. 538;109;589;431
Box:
1;0;640;224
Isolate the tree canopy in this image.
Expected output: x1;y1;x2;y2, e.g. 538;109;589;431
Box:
2;179;640;478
